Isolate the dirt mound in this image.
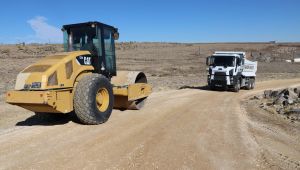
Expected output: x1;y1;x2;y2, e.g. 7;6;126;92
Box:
244;81;300;169
252;87;300;122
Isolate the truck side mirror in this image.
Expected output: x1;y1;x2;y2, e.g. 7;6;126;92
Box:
236;58;241;66
206;57;213;66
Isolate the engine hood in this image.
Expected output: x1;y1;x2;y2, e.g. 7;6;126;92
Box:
15;51;94;90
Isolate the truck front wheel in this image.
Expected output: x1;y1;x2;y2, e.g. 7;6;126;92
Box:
209;84;215;90
233;79;240;92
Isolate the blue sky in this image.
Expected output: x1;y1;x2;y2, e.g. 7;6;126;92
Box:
0;0;299;43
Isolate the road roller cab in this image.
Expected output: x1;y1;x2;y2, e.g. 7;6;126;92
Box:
6;21;152;125
62;21;119;77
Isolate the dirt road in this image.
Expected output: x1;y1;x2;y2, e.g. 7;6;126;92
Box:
0;79;300;169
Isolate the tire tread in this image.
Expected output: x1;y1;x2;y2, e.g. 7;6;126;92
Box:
74;74;113;125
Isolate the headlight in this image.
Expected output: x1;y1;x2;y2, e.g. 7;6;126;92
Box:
31;82;41;88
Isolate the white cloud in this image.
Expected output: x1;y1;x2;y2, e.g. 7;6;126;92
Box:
27;16;62;43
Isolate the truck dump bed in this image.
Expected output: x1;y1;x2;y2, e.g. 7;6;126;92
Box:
242;59;257;77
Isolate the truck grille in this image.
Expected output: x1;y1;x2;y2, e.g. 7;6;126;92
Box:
213;71;226;81
214;75;226;81
214;72;226;76
212;80;226;86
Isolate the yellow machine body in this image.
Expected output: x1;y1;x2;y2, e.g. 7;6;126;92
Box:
6;51;152;113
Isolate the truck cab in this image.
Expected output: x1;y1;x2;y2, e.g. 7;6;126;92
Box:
206;51;257;92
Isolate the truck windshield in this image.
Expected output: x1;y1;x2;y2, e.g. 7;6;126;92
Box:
212;56;234;67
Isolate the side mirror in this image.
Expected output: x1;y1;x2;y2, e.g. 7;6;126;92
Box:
113;32;119;40
206;57;213;66
236;58;241;66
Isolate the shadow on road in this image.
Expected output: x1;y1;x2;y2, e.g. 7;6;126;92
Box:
16;112;81;126
179;85;236;92
179;85;210;90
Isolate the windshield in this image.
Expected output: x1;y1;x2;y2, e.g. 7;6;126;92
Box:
212;56;235;67
63;26;102;56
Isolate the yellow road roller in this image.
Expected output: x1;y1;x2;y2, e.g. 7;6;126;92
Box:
6;21;152;125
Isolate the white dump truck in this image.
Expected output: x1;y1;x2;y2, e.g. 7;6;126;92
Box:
206;51;257;92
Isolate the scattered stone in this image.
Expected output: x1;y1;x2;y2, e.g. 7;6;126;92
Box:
288;99;294;105
274;96;286;105
287;88;299;100
276;108;284;114
264;90;272;98
282;100;289;106
260;87;300;122
259;103;265;108
293;88;299;94
270;90;280;98
251;95;261;100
